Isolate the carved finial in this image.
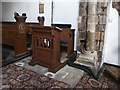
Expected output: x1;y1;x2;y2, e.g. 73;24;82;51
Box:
14;12;20;17
22;13;26;16
14;12;27;22
37;16;45;25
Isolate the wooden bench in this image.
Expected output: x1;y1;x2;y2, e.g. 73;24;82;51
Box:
60;28;75;57
2;16;28;57
52;24;75;57
2;13;45;58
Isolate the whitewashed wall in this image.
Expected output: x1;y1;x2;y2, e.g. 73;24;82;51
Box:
52;0;79;50
118;16;120;66
2;2;39;22
103;2;119;66
2;0;52;25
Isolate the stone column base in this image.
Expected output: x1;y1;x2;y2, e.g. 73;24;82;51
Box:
75;51;98;67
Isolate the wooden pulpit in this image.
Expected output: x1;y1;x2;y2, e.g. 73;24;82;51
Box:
29;26;68;72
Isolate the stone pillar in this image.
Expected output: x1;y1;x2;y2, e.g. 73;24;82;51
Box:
77;2;88;51
76;1;98;66
86;1;97;52
76;1;109;68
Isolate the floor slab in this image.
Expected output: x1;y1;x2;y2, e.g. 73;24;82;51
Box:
14;56;84;86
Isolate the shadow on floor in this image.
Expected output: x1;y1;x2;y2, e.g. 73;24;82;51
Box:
1;44;31;67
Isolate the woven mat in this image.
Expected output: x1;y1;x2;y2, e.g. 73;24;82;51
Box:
104;65;120;83
1;64;71;89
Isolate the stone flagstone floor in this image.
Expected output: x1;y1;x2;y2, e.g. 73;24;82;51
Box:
14;56;84;87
